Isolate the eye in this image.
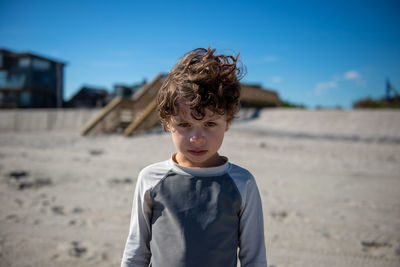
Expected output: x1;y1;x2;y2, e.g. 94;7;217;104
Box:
205;121;217;127
177;122;191;128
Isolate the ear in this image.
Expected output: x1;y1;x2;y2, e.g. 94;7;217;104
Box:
166;121;171;132
165;118;174;132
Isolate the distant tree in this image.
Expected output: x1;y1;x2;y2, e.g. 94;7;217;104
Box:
353;96;400;109
281;100;306;109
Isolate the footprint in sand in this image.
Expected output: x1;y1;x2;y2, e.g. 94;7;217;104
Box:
89;149;104;156
68;241;87;258
51;206;65;215
361;240;394;258
108;177;133;185
72;207;84;214
8;170;29;179
5;214;20;223
54;241;90;260
7;170;52;190
270;211;290;222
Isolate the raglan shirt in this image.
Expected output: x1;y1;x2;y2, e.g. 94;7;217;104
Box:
121;156;267;267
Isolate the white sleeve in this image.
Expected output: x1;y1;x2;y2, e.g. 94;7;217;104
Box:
121;171;153;267
238;178;267;267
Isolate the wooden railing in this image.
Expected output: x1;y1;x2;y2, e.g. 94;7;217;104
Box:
81;97;124;135
81;74;165;136
125;98;158;136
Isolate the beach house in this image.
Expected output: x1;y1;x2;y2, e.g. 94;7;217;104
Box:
0;48;65;108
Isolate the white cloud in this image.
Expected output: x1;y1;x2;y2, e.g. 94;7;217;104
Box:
270;76;283;83
314;70;365;95
314;80;337;95
343;70;361;80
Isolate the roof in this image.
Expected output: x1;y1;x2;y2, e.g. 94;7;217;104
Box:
0;48;67;66
68;86;109;101
82;87;108;97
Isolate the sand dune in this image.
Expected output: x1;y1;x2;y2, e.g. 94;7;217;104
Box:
0;108;399;267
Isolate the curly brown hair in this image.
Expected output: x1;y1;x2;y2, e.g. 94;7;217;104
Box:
157;47;245;131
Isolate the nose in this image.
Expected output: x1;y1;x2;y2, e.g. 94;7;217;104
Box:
190;129;206;146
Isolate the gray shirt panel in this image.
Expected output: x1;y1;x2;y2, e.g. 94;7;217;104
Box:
150;170;242;267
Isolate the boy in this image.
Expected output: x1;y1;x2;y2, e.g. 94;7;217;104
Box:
121;47;267;267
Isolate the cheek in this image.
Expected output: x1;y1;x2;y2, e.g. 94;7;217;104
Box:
209;129;226;144
171;130;187;147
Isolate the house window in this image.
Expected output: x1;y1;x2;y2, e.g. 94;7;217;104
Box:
0;71;7;88
19;57;31;68
7;74;26;88
5;92;17;103
42;75;51;85
20;92;31;106
32;58;50;71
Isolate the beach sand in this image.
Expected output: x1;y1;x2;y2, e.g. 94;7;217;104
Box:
0;108;399;267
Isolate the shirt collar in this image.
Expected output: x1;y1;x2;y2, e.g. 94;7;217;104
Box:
168;153;230;177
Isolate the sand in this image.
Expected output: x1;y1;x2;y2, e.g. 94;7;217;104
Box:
0;108;399;267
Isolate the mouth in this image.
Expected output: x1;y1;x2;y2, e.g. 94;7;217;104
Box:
188;150;207;156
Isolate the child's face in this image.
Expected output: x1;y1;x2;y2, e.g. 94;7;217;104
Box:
167;102;230;168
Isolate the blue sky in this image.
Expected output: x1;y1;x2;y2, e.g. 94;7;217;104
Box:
1;0;399;108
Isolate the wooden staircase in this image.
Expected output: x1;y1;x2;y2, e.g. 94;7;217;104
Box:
81;74;164;136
